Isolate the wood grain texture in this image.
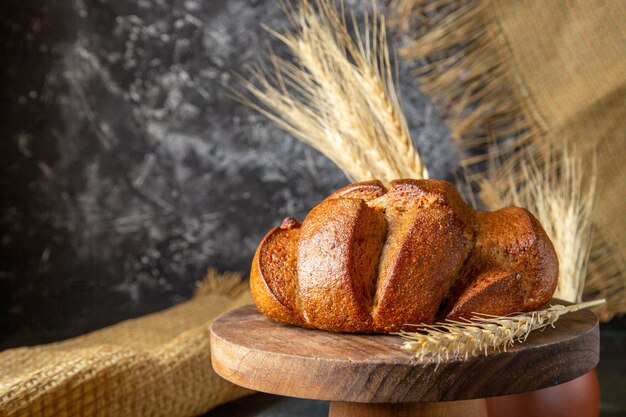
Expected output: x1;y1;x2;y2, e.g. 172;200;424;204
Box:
329;400;487;417
210;304;599;403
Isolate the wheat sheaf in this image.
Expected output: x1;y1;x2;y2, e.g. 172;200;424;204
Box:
237;0;602;360
234;0;427;182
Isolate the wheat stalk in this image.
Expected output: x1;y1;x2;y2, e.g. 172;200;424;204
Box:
233;0;428;182
399;299;604;363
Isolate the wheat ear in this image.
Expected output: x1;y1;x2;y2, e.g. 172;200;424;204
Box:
233;0;428;182
399;299;605;363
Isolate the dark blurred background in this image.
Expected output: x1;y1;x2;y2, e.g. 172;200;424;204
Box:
0;1;623;416
0;0;455;349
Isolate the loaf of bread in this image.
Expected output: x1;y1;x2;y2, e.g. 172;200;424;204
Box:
250;179;558;333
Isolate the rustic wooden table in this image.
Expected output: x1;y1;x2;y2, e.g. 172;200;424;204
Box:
210;305;599;417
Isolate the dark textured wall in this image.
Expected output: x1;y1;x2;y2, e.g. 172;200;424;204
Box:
0;0;456;348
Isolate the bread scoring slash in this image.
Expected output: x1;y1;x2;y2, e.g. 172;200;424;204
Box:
250;179;558;333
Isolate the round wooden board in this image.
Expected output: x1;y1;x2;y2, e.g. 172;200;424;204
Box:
210;304;598;403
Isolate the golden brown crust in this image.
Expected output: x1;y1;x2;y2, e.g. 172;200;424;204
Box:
326;179;387;202
373;205;472;331
471;208;559;311
250;218;305;327
250;179;559;333
444;270;525;320
372;180;476;331
297;198;386;332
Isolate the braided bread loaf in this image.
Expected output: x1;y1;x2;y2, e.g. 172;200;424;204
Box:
250;179;558;333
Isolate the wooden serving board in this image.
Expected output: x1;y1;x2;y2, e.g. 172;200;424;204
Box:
210;304;598;416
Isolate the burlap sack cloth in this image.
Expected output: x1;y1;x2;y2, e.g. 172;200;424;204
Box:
485;1;626;292
0;271;253;416
1;1;625;416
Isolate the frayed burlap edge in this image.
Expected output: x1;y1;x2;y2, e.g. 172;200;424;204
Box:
0;268;253;417
195;268;249;299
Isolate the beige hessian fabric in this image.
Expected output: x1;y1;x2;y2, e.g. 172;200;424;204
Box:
0;272;253;417
486;0;626;278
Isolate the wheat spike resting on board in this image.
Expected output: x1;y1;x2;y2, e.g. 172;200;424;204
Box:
234;0;428;182
399;299;605;363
